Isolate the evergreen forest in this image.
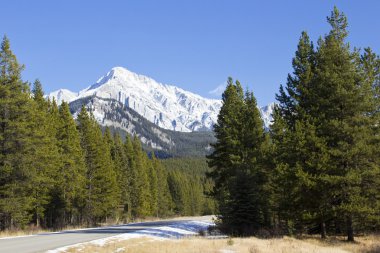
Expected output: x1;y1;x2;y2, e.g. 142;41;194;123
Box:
0;6;379;243
0;36;214;230
207;7;380;241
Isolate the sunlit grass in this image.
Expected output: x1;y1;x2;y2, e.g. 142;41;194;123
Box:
61;234;380;253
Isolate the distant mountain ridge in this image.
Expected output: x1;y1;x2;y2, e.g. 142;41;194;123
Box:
68;95;216;157
48;67;274;132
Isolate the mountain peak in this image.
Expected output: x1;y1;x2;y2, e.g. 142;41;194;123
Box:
90;67;132;90
49;67;274;132
46;88;78;105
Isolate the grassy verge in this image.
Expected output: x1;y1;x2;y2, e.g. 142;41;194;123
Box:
0;225;85;238
0;228;48;238
60;235;380;253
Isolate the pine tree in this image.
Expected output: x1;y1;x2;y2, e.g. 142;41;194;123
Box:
309;7;378;241
0;36;35;229
55;101;86;226
153;155;173;217
359;48;380;229
44;97;62;228
131;136;151;217
77;106;118;224
123;135;135;219
100;128;120;221
276;31;315;127
272;7;380;241
271;30;331;237
241;91;272;230
207;78;245;215
207;78;269;235
168;170;190;215
148;153;158;216
30;80;60;227
111;132;129;221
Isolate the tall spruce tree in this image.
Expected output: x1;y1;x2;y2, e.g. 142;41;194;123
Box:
77;106;118;224
0;36;35;229
207;78;245;218
131;136;151;217
310;7;378;241
272;7;380;241
101;128;120;221
359;48;380;229
148;153;159;216
111;132;129;221
271;30;332;237
154;155;173;217
208;78;269;235
123;135;135;219
30;80;60;227
55;102;86;225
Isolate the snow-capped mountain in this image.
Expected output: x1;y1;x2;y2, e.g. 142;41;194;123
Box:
69;96;215;157
260;102;275;130
48;67;274;132
47;89;78;105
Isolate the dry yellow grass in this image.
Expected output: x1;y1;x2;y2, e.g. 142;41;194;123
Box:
61;235;380;253
0;225;91;238
0;228;49;238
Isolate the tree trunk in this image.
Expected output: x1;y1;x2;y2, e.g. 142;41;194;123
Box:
10;217;14;230
346;215;354;242
321;221;327;239
36;212;40;228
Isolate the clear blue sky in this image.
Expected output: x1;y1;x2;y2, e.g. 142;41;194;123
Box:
1;1;379;106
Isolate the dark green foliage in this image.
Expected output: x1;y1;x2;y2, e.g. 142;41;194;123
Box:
52;101;86;227
1;6;378;241
154;156;174;217
162;157;216;215
0;36;37;229
207;78;271;235
271;7;380;241
207;7;379;240
77;107;119;224
0;36;214;231
30;80;60;228
130;136;151;217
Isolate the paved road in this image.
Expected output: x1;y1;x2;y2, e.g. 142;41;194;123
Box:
0;218;211;253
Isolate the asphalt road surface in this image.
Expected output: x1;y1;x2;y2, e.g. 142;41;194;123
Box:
0;217;212;253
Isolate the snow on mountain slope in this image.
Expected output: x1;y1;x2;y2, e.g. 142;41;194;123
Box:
260;102;275;129
49;67;274;132
68;96;216;157
47;89;78;105
77;67;222;132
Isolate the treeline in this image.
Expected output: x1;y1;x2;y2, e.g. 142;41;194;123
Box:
208;7;380;241
0;36;210;231
162;158;216;216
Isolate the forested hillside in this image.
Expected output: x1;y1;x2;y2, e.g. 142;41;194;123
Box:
162;158;216;215
0;37;210;230
69;95;216;158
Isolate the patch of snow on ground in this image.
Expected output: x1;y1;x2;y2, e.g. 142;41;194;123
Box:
47;219;214;253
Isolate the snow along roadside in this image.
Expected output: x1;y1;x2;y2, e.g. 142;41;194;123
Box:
46;220;214;253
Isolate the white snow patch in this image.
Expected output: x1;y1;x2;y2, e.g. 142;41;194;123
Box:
47;219;214;253
46;89;78;105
